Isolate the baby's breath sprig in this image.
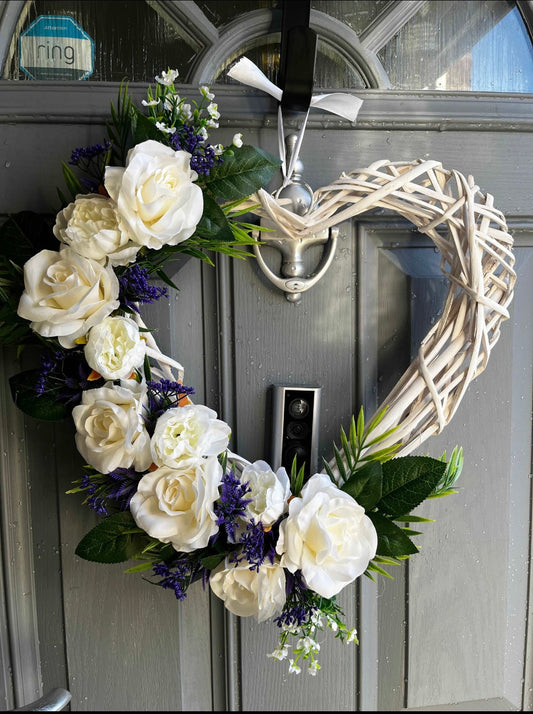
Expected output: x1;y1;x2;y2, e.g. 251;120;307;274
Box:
140;68;241;176
269;574;357;675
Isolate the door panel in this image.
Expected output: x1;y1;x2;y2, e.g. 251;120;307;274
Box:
1;82;532;711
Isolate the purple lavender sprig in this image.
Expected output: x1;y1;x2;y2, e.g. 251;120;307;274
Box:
35;348;98;406
152;558;206;601
169;127;221;176
117;264;169;313
213;469;252;543
73;466;144;516
68;140;112;191
144;379;195;432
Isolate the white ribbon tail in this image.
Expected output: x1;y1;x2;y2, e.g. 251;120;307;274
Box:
227;57;283;101
310;94;363;122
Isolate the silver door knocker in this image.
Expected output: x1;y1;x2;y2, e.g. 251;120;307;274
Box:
252;134;339;303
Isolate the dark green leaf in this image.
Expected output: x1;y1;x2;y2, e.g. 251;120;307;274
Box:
61;161;84;200
131;108;164;145
75;511;148;563
341;460;382;511
0;212;56;264
204;146;281;201
194;195;235;243
378;456;446;518
200;553;226;571
367;511;419;557
9;370;69;421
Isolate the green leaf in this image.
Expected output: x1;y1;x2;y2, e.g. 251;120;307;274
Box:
367;511;419;558
290;456;306;496
131;108;163;145
204;145;281;201
0;211;56;265
341;460;382;511
377;456;447;518
75;511;148;563
200;553;226;571
124;561;157;573
61;161;84;201
9;370;69;421
194;194;235;243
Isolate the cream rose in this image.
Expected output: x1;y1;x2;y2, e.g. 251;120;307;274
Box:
276;474;377;599
72;380;151;474
104;139;203;250
84;315;146;380
53;194;140;266
210;558;286;622
240;460;290;527
17;247;119;349
151;404;231;468
129;457;222;552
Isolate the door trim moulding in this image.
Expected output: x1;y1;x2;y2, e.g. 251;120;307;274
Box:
1;83;533;132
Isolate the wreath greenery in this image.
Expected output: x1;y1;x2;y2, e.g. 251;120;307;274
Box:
0;69;464;676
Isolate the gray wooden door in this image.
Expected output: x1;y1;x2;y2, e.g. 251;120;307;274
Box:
1;3;533;712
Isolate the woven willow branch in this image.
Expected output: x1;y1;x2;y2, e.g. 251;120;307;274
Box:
246;158;516;461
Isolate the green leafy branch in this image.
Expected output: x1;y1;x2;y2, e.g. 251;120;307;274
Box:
324;406;463;580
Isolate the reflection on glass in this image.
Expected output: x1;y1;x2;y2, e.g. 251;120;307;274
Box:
6;0;196;81
379;0;533;92
216;36;367;89
4;0;532;92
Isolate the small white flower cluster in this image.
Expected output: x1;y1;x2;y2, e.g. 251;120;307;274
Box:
269;609;359;676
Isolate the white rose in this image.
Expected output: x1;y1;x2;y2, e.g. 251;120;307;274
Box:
53;194;140;266
84;315;146;380
104;139;203;250
240;460;290;526
151;404;231;468
72;380;151;474
130;457;222;552
276;473;377;599
17;247;119;349
210;558;286;622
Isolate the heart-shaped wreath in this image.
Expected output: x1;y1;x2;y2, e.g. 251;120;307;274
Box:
0;69;515;676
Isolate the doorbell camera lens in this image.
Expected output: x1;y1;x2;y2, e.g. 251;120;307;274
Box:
288;397;309;419
286;421;309;439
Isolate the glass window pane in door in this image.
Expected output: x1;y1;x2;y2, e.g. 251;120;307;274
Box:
6;0;196;81
378;0;533;92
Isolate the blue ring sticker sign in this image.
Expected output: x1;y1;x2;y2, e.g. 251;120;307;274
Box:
19;15;94;80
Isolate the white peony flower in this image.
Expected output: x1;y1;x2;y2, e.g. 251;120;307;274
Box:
72;380;152;474
84;315;146;380
130;457;222;552
240;460;290;527
209;558;286;622
17;247;119;349
151;404;231;468
104;139;203;251
276;473;378;599
53;194;140;267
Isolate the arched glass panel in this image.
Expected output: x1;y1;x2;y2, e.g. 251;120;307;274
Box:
214;36;368;89
378;0;533;92
4;0;197;81
3;0;533;92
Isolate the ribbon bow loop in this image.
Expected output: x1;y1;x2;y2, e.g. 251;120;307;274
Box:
227;57;364;191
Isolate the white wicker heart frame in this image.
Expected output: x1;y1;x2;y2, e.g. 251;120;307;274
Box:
245;158;516;462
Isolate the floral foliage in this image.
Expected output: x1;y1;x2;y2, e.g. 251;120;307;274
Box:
0;69;463;676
